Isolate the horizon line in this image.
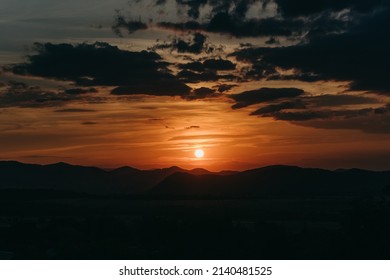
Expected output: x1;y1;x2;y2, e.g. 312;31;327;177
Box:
1;159;389;173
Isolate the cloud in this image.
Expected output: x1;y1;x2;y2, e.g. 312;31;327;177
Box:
150;33;223;54
0;81;74;108
274;0;385;18
215;84;238;93
248;93;384;125
248;94;379;116
185;125;200;129
112;12;148;37
54;108;96;113
206;13;305;38
272;110;329;121
157;14;306;38
8;42;191;97
232;7;390;93
113;0;389;42
178;61;204;72
170;0;385;21
184;87;220;100
250;100;306;115
267;107;381;122
157;21;203;32
202;58;236;70
177;69;237;83
176;58;237;83
292;110;390;134
110;81;191;96
63;88;98;95
265;37;280;45
306;94;378;107
169;133;248;141
150;0;359;39
230;87;305;109
179;58;236;71
175;0;208;19
249;101;390;134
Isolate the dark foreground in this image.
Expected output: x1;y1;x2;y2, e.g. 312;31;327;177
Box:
1;191;390;260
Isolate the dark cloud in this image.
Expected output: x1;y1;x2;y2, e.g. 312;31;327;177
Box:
82;122;99;125
185;125;200;129
269;107;379;121
114;0;390;41
266;72;323;82
173;33;209;54
177;69;237;83
175;0;208;19
203;59;236;70
307;94;378;107
248;100;390;134
63;88;98;95
215;84;238;93
250;100;306;115
179;58;236;72
151;0;359;39
375;103;390;114
274;0;385;18
148;118;164;121
230;87;305;109
249;94;381;122
157;21;203;32
184;87;219;100
0;81;73;108
193;87;215;95
272;110;329;121
170;0;386;20
110;81;191;96
288;109;390;134
242;62;278;80
232;7;390;93
112;12;147;37
8;42;191;97
157;14;306;38
179;61;204;72
207;13;305;38
54;109;96;113
155;0;167;5
171;0;255;20
151;33;223;54
265;37;280;45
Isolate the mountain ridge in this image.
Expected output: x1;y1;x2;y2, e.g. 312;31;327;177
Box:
0;161;389;197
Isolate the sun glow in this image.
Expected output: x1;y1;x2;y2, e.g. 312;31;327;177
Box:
194;149;204;158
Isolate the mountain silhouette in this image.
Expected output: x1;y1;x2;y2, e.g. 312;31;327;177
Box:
152;165;390;197
0;161;389;197
0;161;231;195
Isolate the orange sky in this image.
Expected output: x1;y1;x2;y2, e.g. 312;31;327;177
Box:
0;0;390;171
0;88;389;171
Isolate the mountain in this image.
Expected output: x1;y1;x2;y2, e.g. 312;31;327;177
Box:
0;161;234;195
152;165;390;197
0;161;113;194
108;165;236;193
0;161;389;197
109;165;187;193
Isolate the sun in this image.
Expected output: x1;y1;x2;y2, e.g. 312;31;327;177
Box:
194;149;204;158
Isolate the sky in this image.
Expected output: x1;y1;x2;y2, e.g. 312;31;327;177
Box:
0;0;389;171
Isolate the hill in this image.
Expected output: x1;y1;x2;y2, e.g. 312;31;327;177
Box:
152;165;390;197
0;161;389;197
